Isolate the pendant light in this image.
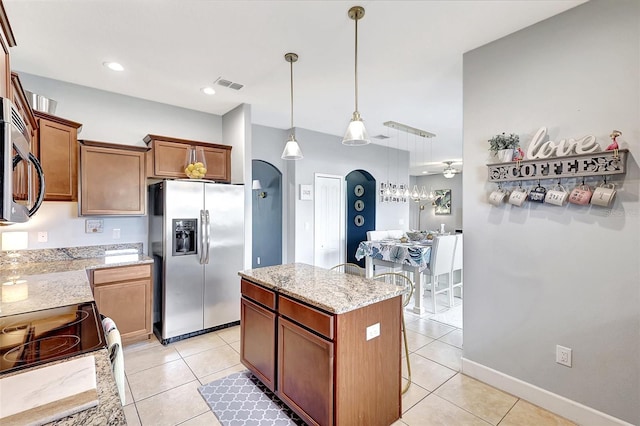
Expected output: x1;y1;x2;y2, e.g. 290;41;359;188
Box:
281;52;303;160
342;6;370;146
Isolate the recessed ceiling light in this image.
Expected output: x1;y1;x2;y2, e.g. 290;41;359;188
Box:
103;62;124;72
201;87;216;95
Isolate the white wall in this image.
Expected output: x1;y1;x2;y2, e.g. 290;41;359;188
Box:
409;173;463;232
462;1;639;424
252;125;410;264
11;73;230;253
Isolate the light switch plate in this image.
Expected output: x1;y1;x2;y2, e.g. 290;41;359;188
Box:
366;323;380;341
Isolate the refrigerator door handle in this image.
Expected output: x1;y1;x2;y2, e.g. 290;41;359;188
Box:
204;209;211;264
199;209;206;265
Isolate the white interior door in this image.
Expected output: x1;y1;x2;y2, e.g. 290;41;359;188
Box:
314;174;345;269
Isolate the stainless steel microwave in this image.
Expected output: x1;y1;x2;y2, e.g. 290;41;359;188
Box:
0;97;45;224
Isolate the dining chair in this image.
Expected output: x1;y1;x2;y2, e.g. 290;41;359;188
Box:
422;234;457;314
372;272;414;395
450;234;463;303
329;263;365;276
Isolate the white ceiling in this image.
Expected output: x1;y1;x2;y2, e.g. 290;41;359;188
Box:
5;0;585;175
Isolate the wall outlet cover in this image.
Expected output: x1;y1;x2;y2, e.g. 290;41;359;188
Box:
85;219;104;233
366;323;380;341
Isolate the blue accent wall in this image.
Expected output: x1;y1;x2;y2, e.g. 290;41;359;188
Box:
252;160;282;268
346;170;375;266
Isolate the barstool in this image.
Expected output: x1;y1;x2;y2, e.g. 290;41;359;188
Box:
373;272;414;394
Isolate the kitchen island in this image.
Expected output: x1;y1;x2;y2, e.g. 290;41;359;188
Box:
238;263;406;426
0;244;153;425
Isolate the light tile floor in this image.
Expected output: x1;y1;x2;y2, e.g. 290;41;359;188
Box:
121;306;575;426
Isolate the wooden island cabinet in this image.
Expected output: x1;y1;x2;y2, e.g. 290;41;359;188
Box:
239;263;404;426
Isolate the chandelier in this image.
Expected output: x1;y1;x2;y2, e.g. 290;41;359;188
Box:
380;121;435;204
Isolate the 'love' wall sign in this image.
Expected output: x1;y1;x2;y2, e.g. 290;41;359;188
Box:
487;128;627;182
526;127;600;159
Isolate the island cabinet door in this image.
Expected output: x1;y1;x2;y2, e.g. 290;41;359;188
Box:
277;316;334;426
240;297;276;391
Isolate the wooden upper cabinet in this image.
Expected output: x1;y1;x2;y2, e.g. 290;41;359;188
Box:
10;73;38;203
79;140;148;216
34;111;82;201
143;134;231;183
10;72;36;140
0;1;16;99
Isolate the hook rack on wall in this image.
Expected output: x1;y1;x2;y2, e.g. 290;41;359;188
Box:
486;149;629;183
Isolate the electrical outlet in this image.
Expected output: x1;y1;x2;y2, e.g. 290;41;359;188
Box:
257;256;261;265
112;228;121;239
37;231;48;243
366;323;380;341
556;345;572;367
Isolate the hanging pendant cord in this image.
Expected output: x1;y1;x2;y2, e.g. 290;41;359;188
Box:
354;16;358;113
290;59;294;131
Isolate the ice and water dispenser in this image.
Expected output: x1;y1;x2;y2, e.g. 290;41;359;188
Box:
173;219;197;255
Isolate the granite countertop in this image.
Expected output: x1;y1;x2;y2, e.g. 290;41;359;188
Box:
0;244;151;425
238;263;406;314
0;253;153;317
1;349;126;426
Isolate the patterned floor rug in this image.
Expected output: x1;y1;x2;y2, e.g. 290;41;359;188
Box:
198;370;306;426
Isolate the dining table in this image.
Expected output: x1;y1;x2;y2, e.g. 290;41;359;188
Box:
355;239;432;315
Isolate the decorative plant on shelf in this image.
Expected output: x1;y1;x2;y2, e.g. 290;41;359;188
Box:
488;132;520;162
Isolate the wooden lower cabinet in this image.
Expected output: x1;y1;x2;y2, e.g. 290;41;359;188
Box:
240;278;401;426
277;316;333;426
240;297;276;391
91;264;153;344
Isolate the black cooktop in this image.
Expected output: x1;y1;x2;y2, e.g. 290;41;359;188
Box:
0;302;106;374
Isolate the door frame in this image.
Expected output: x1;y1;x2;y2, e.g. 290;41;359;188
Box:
313;173;346;268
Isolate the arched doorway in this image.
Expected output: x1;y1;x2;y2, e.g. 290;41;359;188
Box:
252;160;282;268
345;170;376;267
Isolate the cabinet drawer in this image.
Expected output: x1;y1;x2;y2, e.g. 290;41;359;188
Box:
241;279;276;310
93;264;151;285
279;296;334;340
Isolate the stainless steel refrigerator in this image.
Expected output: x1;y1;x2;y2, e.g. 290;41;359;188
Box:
148;179;245;344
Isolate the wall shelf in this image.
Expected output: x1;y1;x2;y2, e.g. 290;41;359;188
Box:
486;149;629;183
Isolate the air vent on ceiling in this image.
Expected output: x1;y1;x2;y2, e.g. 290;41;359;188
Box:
372;134;390;139
215;77;244;91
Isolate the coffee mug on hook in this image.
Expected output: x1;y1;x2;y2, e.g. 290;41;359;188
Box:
489;186;509;206
545;184;569;206
590;182;616;207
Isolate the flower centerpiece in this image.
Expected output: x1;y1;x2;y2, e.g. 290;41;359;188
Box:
488;132;520;162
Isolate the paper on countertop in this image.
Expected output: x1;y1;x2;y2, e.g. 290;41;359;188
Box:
0;355;98;425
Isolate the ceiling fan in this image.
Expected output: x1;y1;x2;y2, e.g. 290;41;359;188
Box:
442;161;461;178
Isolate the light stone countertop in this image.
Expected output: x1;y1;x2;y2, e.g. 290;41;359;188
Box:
0;254;153;317
0;245;151;425
1;349;126;426
238;263;406;314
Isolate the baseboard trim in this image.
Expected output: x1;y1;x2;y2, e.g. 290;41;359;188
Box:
461;358;633;426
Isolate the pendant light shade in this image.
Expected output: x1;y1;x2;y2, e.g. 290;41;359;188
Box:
282;134;303;160
343;112;370;146
281;52;303;160
342;6;370;146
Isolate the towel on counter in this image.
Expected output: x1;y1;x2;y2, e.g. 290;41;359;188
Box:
102;316;125;406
